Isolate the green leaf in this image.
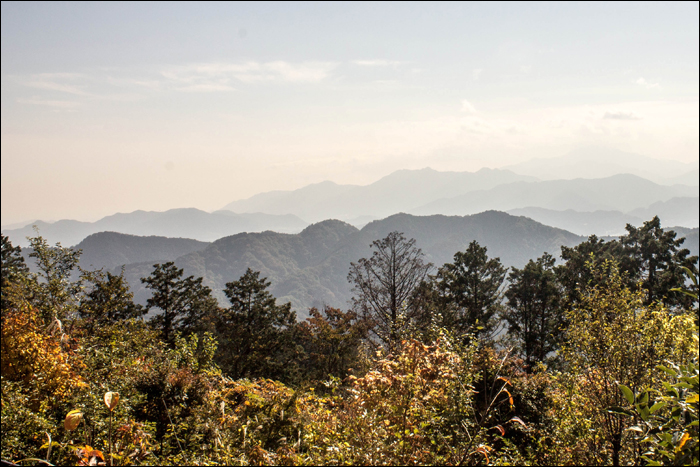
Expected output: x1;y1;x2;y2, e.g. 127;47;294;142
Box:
656;365;677;376
608;406;634;417
620;384;635;405
649;401;667;414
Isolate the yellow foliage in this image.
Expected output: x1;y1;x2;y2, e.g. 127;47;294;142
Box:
1;301;85;408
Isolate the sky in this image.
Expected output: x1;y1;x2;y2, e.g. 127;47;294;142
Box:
1;1;699;226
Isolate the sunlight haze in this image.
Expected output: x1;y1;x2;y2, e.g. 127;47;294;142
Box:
1;2;698;225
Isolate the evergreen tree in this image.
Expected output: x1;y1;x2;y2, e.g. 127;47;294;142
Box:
141;262;217;344
79;268;145;329
619;216;698;307
1;235;29;313
504;253;564;369
348;231;432;350
216;268;298;381
433;241;506;341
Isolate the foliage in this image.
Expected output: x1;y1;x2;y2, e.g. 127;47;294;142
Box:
141;261;218;344
348;231;433;350
504;253;564;369
216;268;299;382
617;360;698;466
79;268;146;330
1;235;29;314
561;259;697;465
620;216;698;308
431;240;507;341
297;306;369;382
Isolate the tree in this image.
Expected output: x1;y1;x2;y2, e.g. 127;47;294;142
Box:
560;259;697;466
297;306;368;381
433;241;506;341
348;231;432;350
1;235;29;313
557;234;623;308
504;253;564;369
215;268;298;380
141;262;217;344
620;216;698;307
27;234;83;323
79;268;146;329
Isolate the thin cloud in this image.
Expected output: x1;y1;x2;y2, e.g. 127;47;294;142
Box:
17;96;80;109
22;73;92;96
635;77;659;89
352;59;403;67
164;61;338;87
461;99;478;114
603;110;642;120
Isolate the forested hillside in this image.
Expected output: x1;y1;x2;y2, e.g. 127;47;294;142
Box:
2;214;697;466
117;212;584;313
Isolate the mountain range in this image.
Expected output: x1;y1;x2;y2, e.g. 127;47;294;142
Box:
3;208;307;248
502;146;699;185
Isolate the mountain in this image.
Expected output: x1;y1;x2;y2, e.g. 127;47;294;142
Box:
222;168;537;222
76;232;210;271
412;174;697;217
509;197;698;237
118;212;584;316
2;208;308;247
628;198;699;229
507;208;643;236
503;146;698;185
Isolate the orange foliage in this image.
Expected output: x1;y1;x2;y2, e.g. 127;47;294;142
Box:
1;302;85;408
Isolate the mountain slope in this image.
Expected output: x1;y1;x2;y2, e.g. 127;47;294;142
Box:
412;175;696;216
222;168;537;222
503;146;698;184
120;212;584;315
2;208;308;247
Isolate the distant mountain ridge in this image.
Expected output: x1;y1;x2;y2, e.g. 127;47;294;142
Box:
509;197;699;236
222;167;538;222
503;146;699;185
411;174;696;217
116;211;585;315
2;208;308;247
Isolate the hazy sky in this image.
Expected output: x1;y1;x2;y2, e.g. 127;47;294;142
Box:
2;2;698;225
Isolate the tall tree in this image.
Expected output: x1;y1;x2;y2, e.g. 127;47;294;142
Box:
79;268;145;329
141;262;217;344
504;253;564;369
27;234;83;322
216;268;298;381
619;216;698;307
297;306;368;381
1;235;29;313
433;241;507;341
348;231;432;350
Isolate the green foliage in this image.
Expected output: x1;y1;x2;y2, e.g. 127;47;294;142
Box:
297;306;368;382
141;262;218;344
216;268;299;382
617;360;699;466
431;240;507;341
504;253;564;369
79;268;146;330
1;235;29;314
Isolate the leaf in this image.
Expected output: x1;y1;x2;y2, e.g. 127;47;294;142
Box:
496;376;512;386
509;417;528;429
649;401;667;414
64;410;83;431
686;393;699;404
656;365;677;376
619;384;635;405
608;406;634;417
677;432;690;452
104;391;120;411
502;388;514;406
492;425;505;436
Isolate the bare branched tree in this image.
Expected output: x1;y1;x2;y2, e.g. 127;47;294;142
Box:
348;231;432;350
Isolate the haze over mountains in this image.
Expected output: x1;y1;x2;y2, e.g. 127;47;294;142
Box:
4;148;697;251
3;209;307;248
502;147;699;185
